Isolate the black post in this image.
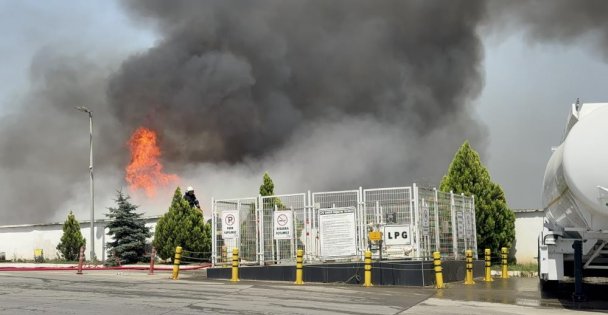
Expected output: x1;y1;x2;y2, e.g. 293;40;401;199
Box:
572;240;586;302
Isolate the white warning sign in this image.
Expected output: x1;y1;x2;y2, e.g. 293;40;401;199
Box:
319;207;357;258
222;210;240;239
456;211;464;239
421;199;430;236
273;210;293;240
383;225;411;245
465;211;473;239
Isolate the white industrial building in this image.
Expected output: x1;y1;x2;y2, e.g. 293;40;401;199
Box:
512;209;544;264
0;216;159;262
0;209;542;264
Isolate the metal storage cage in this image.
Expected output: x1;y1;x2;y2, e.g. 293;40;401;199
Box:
212;184;476;266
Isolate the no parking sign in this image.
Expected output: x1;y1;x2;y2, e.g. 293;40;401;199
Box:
222;210;240;239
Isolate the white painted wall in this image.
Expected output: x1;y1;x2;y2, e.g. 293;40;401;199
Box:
513;210;544;264
0;218;158;261
1;211;543;264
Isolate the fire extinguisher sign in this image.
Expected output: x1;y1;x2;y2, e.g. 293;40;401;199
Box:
383;225;411;245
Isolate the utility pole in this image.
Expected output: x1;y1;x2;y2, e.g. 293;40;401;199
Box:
75;106;95;261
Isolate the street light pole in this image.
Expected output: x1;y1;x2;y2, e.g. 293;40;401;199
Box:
75;106;95;261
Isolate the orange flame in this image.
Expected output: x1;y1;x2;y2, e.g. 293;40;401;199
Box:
125;127;178;197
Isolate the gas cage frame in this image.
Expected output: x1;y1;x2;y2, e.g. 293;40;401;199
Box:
211;184;477;266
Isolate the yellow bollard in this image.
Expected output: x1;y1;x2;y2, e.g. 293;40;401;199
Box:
501;247;509;279
464;249;475;285
363;250;373;287
294;249;304;285
171;246;182;280
231;248;240;282
484;248;493;282
433;251;444;289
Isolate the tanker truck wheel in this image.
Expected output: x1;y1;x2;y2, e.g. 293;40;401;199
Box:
540;278;559;292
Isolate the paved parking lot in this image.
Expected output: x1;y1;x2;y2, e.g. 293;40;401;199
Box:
0;270;606;314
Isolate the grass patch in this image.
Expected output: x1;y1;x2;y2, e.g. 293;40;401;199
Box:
492;262;538;272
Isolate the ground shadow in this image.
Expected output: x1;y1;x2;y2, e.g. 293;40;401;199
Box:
541;281;608;311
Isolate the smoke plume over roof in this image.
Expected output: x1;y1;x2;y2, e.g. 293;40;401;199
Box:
2;0;607;224
111;1;486;165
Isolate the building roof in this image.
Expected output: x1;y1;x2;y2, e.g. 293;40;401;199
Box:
512;208;543;213
0;215;162;229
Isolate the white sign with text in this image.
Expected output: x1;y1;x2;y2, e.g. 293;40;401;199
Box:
319;207;357;258
222;210;240;239
273;210;293;240
383;225;411;245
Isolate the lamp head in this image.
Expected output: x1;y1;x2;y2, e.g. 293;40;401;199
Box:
75;106;91;114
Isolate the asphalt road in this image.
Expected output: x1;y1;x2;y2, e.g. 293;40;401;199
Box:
0;270;605;314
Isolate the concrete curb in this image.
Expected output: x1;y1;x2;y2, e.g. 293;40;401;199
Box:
0;263;210;272
490;270;538;278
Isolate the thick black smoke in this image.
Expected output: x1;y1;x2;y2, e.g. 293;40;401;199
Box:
110;0;487;167
6;1;607;225
0;0;489;224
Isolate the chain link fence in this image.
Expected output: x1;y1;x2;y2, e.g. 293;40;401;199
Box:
212;184;476;266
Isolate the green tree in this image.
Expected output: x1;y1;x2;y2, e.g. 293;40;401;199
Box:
56;211;86;261
258;172;301;260
105;191;151;265
153;187;211;260
440;141;515;257
260;172;276;196
260;172;284;208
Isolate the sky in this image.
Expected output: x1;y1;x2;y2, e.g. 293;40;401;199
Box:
476;32;608;208
1;1;607;224
0;1;156;115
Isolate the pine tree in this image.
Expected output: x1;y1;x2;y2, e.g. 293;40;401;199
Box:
153;187;211;260
258;172;299;259
105;191;151;265
260;172;284;208
440;141;515;257
56;211;86;261
260;172;275;196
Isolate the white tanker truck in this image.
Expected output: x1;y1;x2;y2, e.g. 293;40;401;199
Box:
539;101;608;290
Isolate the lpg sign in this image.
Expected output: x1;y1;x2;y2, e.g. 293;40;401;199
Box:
383;225;411;245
